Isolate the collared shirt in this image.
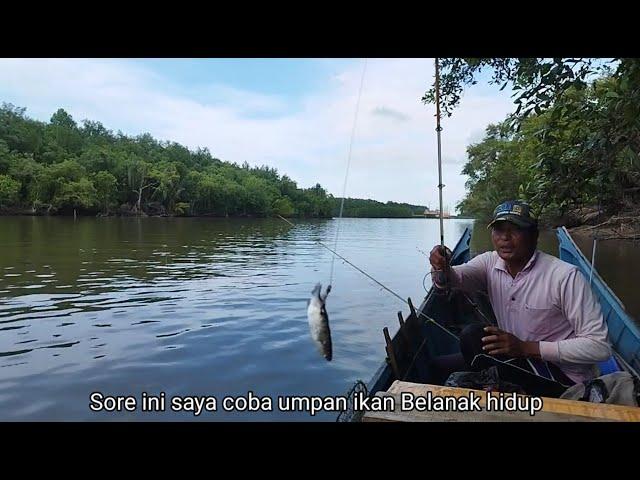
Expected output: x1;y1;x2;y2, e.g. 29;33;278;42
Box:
449;250;612;384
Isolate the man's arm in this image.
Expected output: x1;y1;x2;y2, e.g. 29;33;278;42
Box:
538;268;612;365
431;251;491;294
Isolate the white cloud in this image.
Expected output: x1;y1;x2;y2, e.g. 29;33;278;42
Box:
0;58;515;210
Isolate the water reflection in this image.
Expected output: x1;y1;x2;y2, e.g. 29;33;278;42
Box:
0;216;635;420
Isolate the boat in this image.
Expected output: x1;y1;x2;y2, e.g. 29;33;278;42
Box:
338;226;640;422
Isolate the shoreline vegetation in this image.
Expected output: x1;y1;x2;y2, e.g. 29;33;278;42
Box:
421;59;640;242
0;200;471;220
0;102;433;221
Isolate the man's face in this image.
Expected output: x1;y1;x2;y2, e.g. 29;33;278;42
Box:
490;221;536;263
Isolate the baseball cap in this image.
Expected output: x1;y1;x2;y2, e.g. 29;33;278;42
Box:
487;200;538;230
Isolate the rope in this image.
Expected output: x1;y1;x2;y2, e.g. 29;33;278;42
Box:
329;58;368;288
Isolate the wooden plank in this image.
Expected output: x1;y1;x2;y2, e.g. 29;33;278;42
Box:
382;381;640;422
362;392;604;422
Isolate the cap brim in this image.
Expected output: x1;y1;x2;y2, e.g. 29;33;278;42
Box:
487;215;533;229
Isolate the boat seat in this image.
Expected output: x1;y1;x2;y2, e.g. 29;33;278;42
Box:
598;356;620;376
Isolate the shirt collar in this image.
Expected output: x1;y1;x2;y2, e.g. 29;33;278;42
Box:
494;250;539;275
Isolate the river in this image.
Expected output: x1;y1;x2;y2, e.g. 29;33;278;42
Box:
0;216;637;420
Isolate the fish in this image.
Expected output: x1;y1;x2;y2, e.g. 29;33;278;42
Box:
307;282;332;361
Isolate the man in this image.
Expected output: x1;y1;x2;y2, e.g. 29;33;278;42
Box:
428;200;612;397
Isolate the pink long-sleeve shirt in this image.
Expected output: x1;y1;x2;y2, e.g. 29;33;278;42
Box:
448;250;612;384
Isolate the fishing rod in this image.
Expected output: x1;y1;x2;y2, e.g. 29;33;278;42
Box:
435;58;445;252
429;61;495;326
433;58;449;293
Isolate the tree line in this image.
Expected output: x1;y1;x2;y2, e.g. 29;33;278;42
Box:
423;58;640;223
0;103;425;218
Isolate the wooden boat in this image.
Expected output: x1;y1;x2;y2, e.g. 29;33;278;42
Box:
338;226;640;422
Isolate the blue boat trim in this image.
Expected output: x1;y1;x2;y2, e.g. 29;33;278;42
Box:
345;226;639;421
557;226;640;377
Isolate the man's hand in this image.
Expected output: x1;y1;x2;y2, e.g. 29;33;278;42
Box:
429;245;451;271
481;326;540;358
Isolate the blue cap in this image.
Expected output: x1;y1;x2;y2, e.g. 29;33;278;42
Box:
487;200;537;229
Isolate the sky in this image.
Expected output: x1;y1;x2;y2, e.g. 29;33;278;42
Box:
0;58;516;211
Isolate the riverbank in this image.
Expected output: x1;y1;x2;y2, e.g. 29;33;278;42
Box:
0;205;326;219
563;205;640;241
0;207;461;220
0;207;632;230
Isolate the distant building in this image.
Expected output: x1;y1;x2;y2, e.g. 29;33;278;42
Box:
423;208;452;218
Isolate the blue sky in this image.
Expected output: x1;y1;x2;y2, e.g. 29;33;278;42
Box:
130;58;351;96
0;58;515;210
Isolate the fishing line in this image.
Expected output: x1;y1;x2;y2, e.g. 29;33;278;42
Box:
318;241;459;340
589;236;598;286
277;214;295;227
328;58;368;290
278;211;459;338
278;59;461;341
417;247;496;326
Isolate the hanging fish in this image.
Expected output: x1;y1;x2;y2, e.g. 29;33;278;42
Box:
307;283;332;361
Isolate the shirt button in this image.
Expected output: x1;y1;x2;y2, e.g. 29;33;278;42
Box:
511;297;515;301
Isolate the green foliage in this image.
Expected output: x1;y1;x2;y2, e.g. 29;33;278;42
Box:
428;59;640;220
423;58;614;119
272;196;295;217
243;176;276;215
333;198;424;218
93;171;117;214
47;108;83;154
0;174;20;207
174;202;191;216
457;117;540;218
0;102;429;218
52;177;96;211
